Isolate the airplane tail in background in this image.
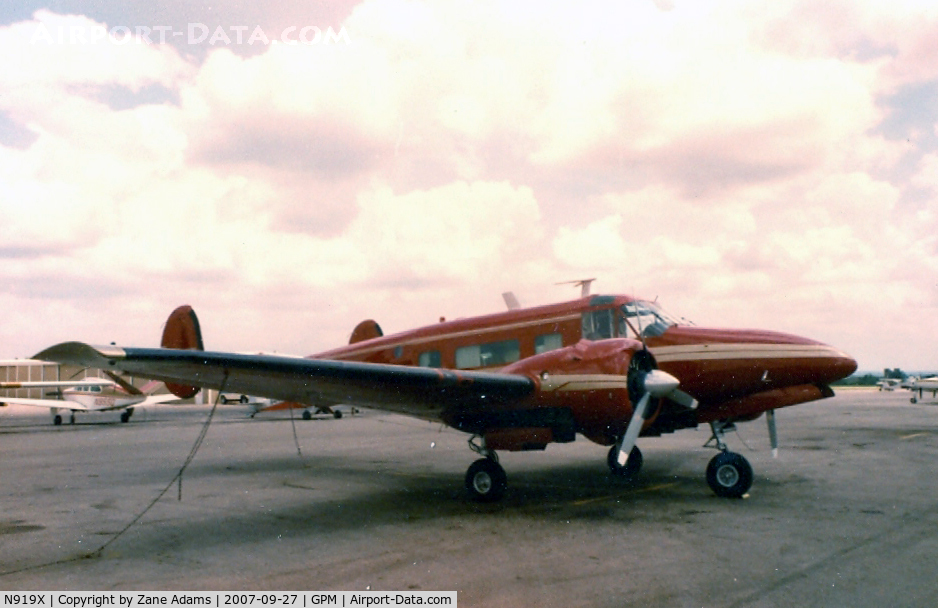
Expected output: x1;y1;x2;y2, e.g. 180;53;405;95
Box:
161;305;204;399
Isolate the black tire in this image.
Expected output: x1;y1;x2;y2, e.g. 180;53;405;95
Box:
465;458;508;502
706;451;753;498
53;415;62;426
120;411;131;423
302;410;312;421
607;445;643;479
911;397;918;404
239;395;248;404
333;410;343;419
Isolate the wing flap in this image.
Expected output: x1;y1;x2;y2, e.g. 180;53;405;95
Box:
35;343;536;419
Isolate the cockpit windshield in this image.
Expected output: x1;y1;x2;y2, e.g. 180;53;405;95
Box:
619;300;681;339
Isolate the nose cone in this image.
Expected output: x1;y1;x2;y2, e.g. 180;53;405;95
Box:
825;347;858;384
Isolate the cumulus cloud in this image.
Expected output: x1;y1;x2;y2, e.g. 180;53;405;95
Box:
1;1;938;370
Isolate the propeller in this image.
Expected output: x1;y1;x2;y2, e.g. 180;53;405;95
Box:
766;409;778;458
615;367;680;466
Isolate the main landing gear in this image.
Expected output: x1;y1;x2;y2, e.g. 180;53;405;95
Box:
703;420;753;498
120;407;135;423
463;420;755;503
465;436;507;502
51;409;76;426
301;407;343;420
607;444;643;479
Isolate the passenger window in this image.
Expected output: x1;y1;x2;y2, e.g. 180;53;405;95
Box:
581;309;615;340
456;340;520;368
535;333;563;354
418;350;442;368
481;340;520;367
455;345;481;369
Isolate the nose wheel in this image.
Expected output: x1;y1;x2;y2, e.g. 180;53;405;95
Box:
704;420;753;498
706;451;753;498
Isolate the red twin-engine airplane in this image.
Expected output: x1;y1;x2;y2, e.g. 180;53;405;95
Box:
35;294;856;501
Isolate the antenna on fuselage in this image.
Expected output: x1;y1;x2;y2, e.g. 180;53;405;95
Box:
502;292;521;310
556;278;596;297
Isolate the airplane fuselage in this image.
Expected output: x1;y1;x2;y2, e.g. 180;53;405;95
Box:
61;385;146;411
314;295;856;449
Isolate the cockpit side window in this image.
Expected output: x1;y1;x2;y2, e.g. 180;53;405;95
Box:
620;301;678;339
581;309;615;340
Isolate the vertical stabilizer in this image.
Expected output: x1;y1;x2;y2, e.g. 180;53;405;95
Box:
161;305;203;398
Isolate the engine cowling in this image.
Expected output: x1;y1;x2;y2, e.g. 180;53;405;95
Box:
488;338;660;449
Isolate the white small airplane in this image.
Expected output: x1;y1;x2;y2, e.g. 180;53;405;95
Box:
0;374;178;425
877;378;901;391
903;376;938;404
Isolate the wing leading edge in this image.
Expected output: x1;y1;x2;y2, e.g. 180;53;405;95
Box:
34;342;537;421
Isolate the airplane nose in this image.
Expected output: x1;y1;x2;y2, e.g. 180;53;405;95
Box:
825;348;858;384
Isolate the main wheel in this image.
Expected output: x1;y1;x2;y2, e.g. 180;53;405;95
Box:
302;410;312;420
333;409;343;419
53;414;62;426
465;458;508;502
706;451;753;498
120;411;131;423
607;445;643;479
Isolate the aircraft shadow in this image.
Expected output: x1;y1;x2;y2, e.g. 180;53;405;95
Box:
80;453;714;560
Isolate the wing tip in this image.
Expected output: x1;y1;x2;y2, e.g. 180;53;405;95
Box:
34;342;126;367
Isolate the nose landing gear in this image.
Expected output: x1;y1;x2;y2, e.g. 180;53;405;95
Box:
704;420;753;498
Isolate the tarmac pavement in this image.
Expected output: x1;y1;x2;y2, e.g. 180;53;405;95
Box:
1;389;937;607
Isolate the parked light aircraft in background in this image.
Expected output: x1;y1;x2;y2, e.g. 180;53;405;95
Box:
877;378;900;391
902;376;938;403
0;376;176;424
36;294;856;501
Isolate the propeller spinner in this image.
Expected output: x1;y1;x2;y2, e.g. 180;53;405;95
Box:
614;367;680;467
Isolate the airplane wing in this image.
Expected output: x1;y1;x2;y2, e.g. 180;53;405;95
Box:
0;396;92;411
34;343;536;421
0;380;110;389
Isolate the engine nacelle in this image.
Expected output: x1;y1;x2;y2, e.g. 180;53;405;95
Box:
497;338;660;448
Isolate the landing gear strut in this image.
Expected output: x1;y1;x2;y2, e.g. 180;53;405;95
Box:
465;435;507;502
704;420;753;498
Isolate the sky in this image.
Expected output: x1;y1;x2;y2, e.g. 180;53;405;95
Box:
0;0;936;373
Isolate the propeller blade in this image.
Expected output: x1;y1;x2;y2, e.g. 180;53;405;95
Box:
615;369;681;466
767;409;778;458
617;392;650;466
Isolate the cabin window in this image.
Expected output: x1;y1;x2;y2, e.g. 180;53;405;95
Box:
581;309;615;340
393;346;404;359
455;339;521;369
418;350;442;368
91;386;102;393
535;332;563;354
